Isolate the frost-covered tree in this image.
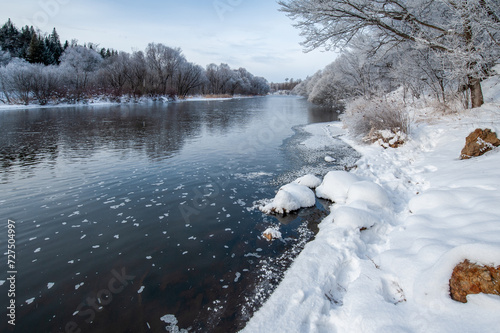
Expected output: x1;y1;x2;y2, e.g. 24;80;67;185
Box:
145;43;186;95
0;47;11;66
30;64;62;104
127;50;148;98
99;51;130;96
174;61;206;98
249;76;270;95
279;0;500;108
59;45;103;100
205;63;236;95
0;59;34;104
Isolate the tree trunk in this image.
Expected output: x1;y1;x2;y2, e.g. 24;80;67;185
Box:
469;77;484;108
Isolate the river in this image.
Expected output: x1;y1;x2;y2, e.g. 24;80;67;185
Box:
0;96;357;332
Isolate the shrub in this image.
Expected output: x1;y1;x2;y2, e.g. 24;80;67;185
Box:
341;97;410;147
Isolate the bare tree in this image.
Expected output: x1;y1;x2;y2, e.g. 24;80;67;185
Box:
0;59;34;105
279;0;500;108
145;43;186;95
31;64;61;104
99;51;130;97
174;62;206;98
59;45;103;100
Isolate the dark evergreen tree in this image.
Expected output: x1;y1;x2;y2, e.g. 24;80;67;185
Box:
26;33;47;64
19;25;36;59
0;19;21;57
46;28;63;64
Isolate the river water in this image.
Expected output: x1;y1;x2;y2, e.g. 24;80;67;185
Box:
0;96;357;332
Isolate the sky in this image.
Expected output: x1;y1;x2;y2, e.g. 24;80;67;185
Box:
0;0;339;82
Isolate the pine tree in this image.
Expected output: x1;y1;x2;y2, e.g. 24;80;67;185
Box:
19;25;36;59
0;19;21;56
27;33;46;64
47;28;63;64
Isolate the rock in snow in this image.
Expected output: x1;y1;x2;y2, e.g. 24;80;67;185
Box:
450;259;500;303
460;128;500;159
262;227;282;241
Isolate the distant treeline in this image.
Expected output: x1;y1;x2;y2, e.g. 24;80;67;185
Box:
269;78;302;93
0;19;270;105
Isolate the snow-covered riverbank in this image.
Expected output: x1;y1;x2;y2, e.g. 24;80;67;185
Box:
0;95;249;111
243;78;500;331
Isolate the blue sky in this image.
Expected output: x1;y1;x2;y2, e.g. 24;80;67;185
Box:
1;0;338;82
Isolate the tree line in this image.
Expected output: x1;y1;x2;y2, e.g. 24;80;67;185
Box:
269;78;302;94
281;0;500;109
0;19;270;105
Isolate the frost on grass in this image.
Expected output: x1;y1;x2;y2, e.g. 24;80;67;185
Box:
259;182;315;215
341;97;410;147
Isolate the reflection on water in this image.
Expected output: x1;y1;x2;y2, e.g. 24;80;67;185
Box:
0;96;348;332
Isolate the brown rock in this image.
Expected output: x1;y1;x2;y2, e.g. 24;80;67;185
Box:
460;128;500;159
449;260;500;303
262;232;273;241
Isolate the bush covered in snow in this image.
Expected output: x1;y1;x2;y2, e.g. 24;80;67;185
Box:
341;97;410;147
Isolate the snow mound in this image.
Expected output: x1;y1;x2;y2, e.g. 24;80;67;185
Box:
315;170;360;203
260;183;316;214
262;227;282;241
346;180;393;209
331;205;380;229
293;174;322;189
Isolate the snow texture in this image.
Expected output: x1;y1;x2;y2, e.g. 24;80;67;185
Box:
315;170;360;204
260;182;316;214
293;174;322;189
243;75;500;332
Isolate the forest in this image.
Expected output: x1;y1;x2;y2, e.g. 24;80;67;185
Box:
285;0;500;111
0;19;270;105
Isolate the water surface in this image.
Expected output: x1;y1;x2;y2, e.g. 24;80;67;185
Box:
0;96;355;332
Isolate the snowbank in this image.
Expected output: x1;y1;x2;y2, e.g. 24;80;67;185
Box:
293;174;322;189
315;170;360;204
259;182;316;215
244;75;500;332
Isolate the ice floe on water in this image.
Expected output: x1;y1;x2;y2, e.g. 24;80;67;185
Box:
160;314;187;333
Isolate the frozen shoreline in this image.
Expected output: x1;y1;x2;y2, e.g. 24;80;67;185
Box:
0;95;254;112
242;77;500;332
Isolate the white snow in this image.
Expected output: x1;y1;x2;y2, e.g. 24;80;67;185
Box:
315;170;360;204
260;182;316;214
243;75;500;332
160;314;187;333
262;227;282;241
293;174;322;189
